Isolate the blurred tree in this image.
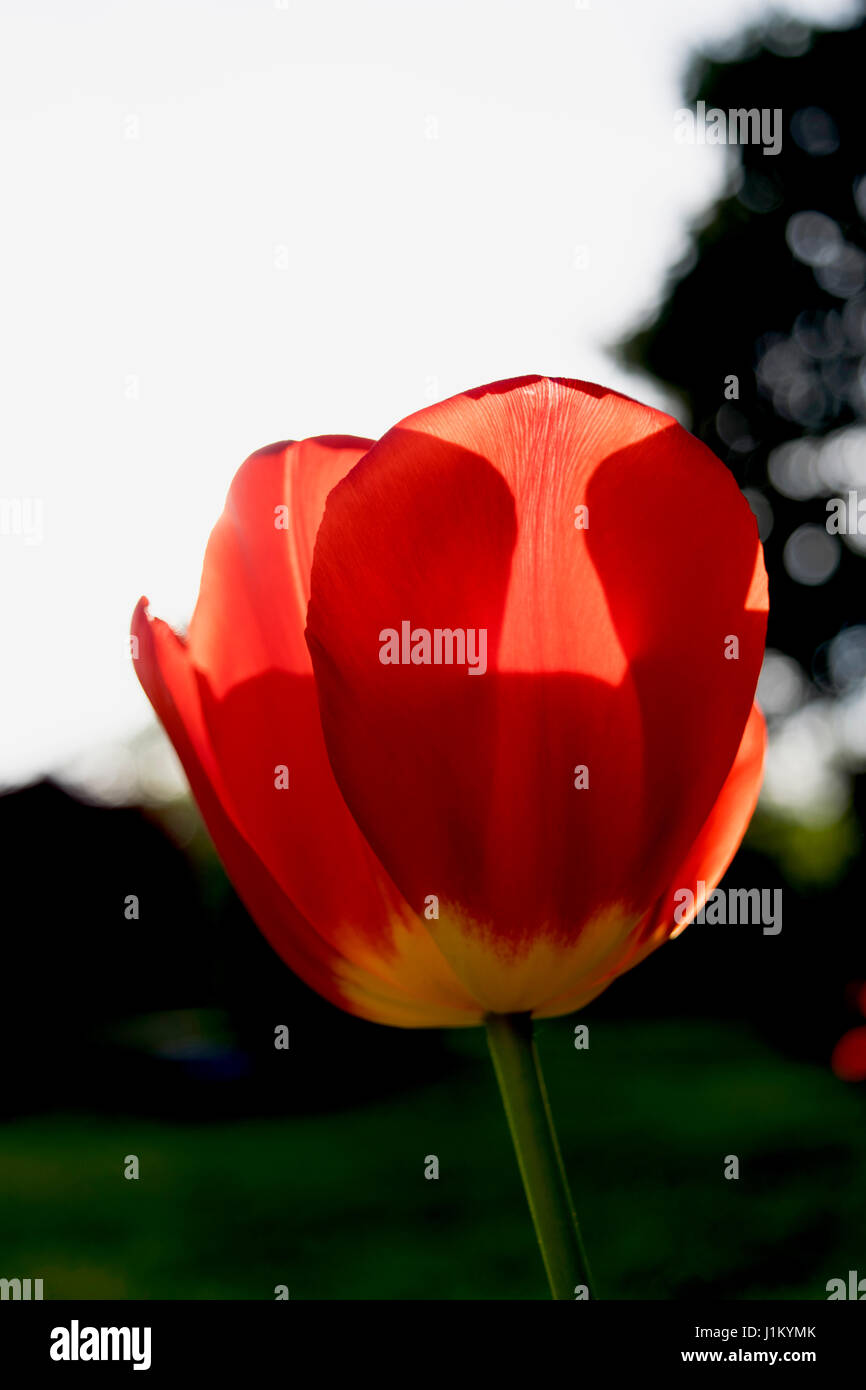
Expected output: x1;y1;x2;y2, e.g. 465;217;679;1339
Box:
621;13;866;676
610;12;866;1064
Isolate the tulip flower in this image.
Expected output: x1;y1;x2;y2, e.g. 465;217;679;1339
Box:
831;983;866;1081
832;1027;866;1082
132;375;767;1298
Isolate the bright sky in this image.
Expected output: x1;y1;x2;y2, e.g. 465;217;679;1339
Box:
0;0;858;792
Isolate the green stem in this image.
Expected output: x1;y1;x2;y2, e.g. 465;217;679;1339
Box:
485;1011;595;1300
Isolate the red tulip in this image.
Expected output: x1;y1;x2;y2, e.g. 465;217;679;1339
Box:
132;376;768;1030
832;983;866;1081
832;1027;866;1082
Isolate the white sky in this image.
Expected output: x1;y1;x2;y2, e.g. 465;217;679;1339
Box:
0;0;858;792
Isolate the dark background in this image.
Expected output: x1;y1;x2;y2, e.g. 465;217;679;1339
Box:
2;11;866;1299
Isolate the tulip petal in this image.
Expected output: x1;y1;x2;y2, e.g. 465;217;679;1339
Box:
533;703;767;1017
132;598;353;1015
307;377;768;1014
133;434;481;1026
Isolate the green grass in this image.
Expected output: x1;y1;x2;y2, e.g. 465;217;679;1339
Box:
2;1018;864;1299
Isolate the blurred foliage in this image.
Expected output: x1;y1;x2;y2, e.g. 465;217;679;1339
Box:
3;1019;865;1300
746;807;860;890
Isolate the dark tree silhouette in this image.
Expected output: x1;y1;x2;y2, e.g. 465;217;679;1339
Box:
621;14;866;677
611;12;866;1062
